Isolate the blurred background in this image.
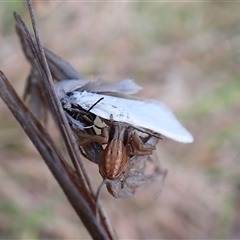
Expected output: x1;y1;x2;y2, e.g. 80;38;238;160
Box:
0;1;240;239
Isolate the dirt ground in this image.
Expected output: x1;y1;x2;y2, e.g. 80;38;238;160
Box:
0;1;240;239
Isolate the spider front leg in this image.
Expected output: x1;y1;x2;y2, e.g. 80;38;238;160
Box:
127;131;156;156
74;126;109;146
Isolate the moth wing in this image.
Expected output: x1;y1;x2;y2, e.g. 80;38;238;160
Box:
55;79;142;99
70;91;193;143
78;79;142;95
55;79;89;98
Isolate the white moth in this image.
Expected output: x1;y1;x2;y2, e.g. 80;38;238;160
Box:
55;79;193;143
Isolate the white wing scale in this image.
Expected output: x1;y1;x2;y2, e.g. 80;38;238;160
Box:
66;91;193;143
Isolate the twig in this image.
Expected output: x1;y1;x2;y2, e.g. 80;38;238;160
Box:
0;72;111;240
0;0;117;238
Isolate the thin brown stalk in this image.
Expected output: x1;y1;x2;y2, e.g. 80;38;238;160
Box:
25;0;97;197
0;72;112;240
0;0;116;239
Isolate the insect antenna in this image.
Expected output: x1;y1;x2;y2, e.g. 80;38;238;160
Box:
87;97;104;112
